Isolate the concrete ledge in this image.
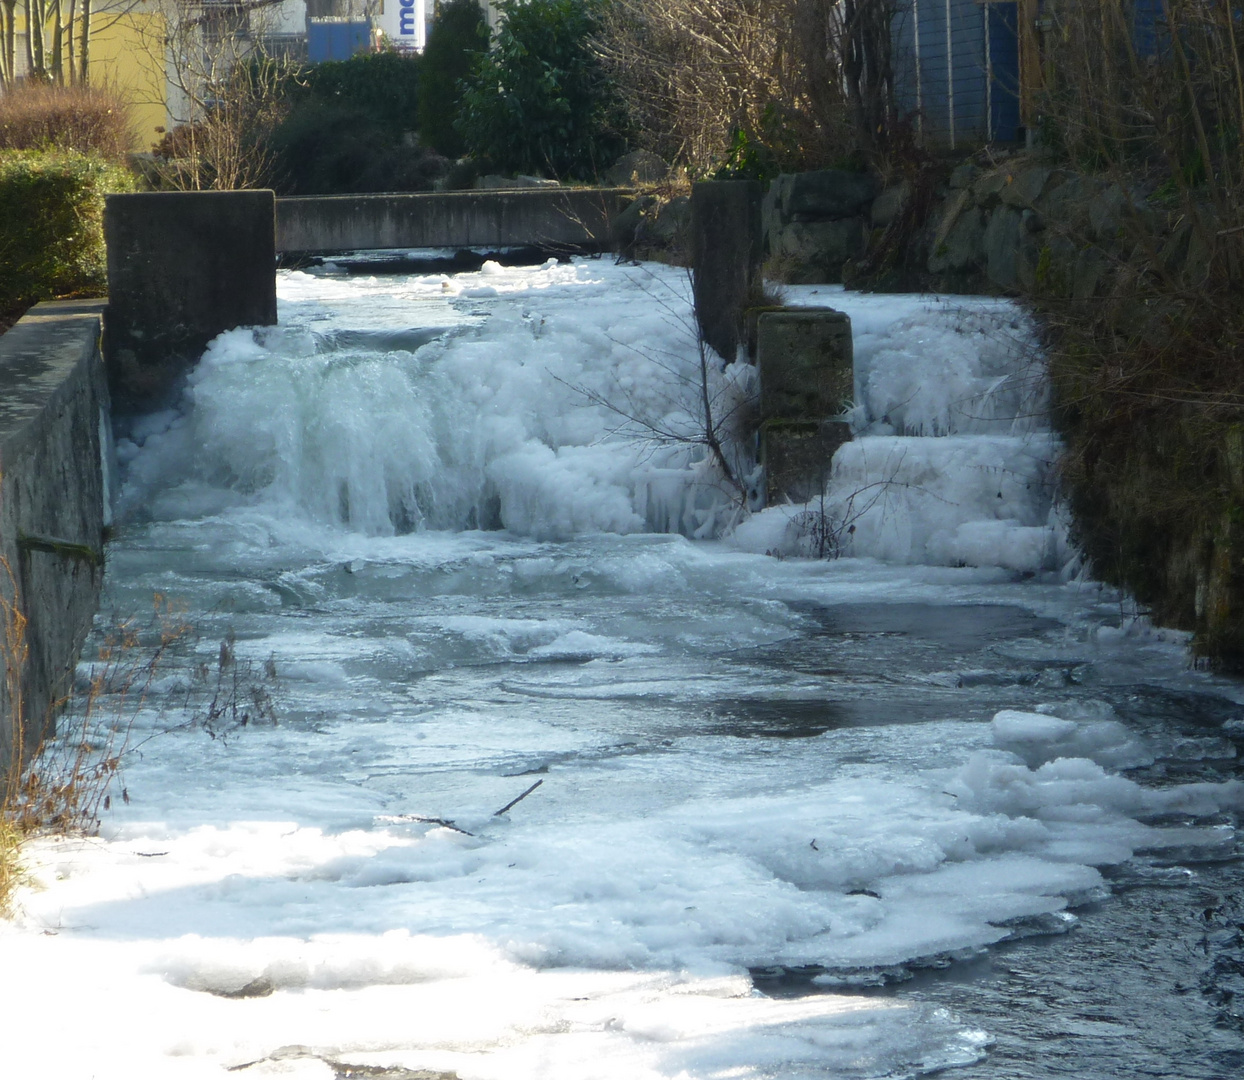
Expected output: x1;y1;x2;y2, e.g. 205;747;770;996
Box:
0;300;109;771
276;188;631;255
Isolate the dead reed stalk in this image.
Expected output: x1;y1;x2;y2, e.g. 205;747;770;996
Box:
0;80;136;160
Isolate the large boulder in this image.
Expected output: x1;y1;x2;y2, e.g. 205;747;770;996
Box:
984;206;1024;292
603;150;669;187
649;194;690;246
773;218;866;283
611;194;657;253
999;165;1053;209
871;181;912;228
928;203;986;275
786;169;879;221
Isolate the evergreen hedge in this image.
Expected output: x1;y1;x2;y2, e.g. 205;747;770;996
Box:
0;150;134;313
457;0;627;179
417;0;488;158
295;50;423;135
266;50;448;194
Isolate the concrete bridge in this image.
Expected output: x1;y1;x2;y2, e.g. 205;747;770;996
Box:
276;187;628;257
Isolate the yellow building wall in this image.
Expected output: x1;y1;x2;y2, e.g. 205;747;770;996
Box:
7;7;167;151
88;11;168;150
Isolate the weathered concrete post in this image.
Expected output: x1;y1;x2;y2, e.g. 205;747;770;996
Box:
104;190;277;414
690;181;762;362
756;307;854;505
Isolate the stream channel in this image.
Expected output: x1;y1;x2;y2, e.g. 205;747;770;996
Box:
7;258;1244;1079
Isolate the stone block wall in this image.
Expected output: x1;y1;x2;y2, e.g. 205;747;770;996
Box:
0;301;110;772
918;159;1161;297
763;170;878;283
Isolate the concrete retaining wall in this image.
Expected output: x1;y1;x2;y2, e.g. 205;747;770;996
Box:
105;190;278;415
690;181;762;361
276;188;631;255
0;300;109;773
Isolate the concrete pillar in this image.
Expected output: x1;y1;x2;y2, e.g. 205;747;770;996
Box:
690;180;762;362
756;307;853;420
760;419;853;505
104;190;277;414
756;307;854;506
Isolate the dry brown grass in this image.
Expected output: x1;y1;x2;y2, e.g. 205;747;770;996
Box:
1032;2;1244;663
1;585;191;916
0;82;137;161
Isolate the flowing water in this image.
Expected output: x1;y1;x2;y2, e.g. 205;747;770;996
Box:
4;258;1243;1079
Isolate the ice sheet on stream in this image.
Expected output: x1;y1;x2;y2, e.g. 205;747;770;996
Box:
8;262;1239;1078
8;686;1243;1079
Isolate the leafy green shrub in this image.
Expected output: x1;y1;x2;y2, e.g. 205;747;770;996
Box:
0;83;136;162
295;50;423;135
268;100;448;194
0;150;134;312
457;0;627;179
264;50;446;194
418;0;488;158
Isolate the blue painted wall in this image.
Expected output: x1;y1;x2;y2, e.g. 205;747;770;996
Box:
308;21;372;63
1133;0;1164;58
987;2;1021;143
893;0;1021;146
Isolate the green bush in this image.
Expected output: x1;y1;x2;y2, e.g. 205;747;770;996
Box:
418;0;488;158
268;100;448;194
265;50;447;194
0;150;133;312
295;51;423;135
457;0;627;179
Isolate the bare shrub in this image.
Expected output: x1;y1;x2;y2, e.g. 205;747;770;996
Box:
0;81;136;160
1;577;186;913
1039;0;1243;251
1;582;280;914
592;0;900;175
3;594;191;841
182;630;278;744
150;57;291;191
